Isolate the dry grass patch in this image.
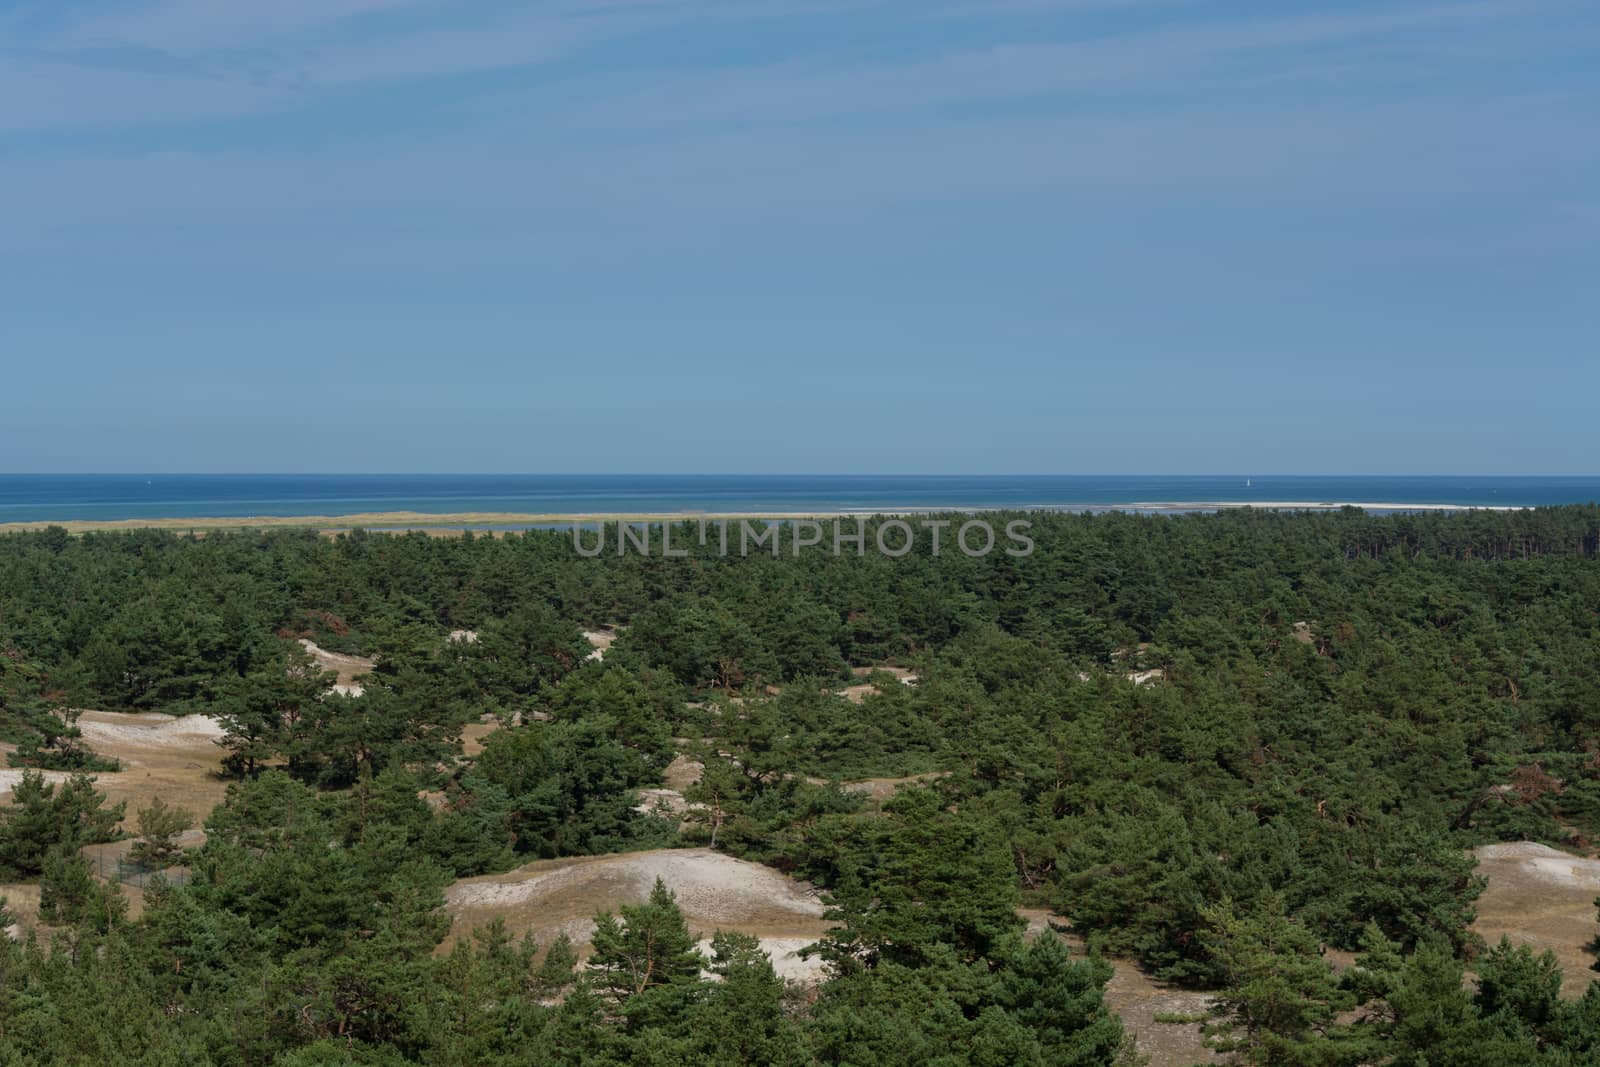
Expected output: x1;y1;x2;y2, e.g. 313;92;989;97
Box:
63;711;231;820
1473;841;1600;997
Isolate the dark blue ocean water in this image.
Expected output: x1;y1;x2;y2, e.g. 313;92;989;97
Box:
0;475;1597;524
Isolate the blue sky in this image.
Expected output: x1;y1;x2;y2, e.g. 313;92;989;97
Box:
2;0;1596;474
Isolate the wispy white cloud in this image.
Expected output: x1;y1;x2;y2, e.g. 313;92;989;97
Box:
4;1;690;128
45;0;855;57
61;0;440;53
546;0;1574;131
5;87;1591;264
287;12;607;89
2;9;601;129
5;0;1580;136
0;56;297;130
1;0;1593;279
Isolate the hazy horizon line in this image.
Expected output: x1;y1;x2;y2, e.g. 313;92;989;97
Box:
4;472;1598;480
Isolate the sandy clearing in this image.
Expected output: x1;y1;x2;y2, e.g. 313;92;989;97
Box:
1;883;44;940
80;828;206;901
662;754;704;790
633;788;694;816
443;848;829;959
840;773;948;802
0;769;75;797
708;935;829;983
1075;669;1167;685
1473;841;1600;996
1017;842;1600;1062
583;628;617;662
1009;908;1221;1066
439;864;1211;1059
1101;965;1219;1067
447;848;824;920
297;640;375;687
442;849;834;989
848;665;918;683
839;666;919;703
43;711;232;825
0;710;230;938
75;712;226;750
1479;841;1600;890
461;718;499;758
653;750;936;805
2;881;149;937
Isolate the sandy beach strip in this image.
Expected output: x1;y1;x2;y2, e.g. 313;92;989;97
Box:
0;501;1531;534
1119;501;1526;512
0;510;864;534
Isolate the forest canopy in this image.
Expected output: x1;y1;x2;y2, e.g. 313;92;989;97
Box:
1;506;1599;1064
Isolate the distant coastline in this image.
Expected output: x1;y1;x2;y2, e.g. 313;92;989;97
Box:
0;500;1535;535
0;475;1590;529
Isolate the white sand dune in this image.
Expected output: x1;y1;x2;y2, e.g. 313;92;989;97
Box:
447;848;824;921
75;712;226;750
583;628;617;662
1477;841;1600;890
0;769;75;798
444;848;832;983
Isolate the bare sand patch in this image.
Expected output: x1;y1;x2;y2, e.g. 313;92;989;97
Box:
297;640;375;687
443;848;829;960
461;718;498;758
49;711;231;825
662;753;705;791
1012;841;1600;1064
633;788;693;816
840;773;947;803
583;628;617;662
0;883;44;940
0;711;228;938
4;871;149;933
1075;669;1167;685
75;712;226;750
1101;964;1219;1067
715;935;828;983
839;666;919;703
0;769;75;797
1021;910;1218;1067
1473;841;1600;996
848;665;918;684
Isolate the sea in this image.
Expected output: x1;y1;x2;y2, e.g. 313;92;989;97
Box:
0;475;1598;526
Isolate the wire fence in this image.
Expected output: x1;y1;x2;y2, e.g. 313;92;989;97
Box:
89;849;191;889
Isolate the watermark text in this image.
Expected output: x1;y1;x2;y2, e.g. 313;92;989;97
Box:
571;518;1033;558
